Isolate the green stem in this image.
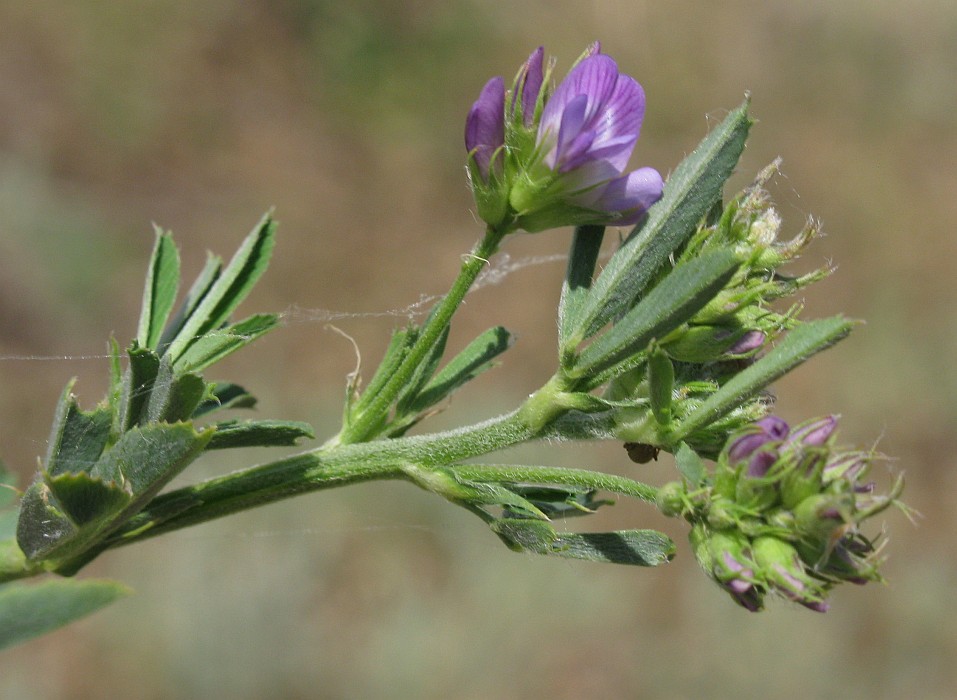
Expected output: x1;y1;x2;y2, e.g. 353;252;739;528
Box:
103;409;536;549
335;223;509;445
96;407;638;554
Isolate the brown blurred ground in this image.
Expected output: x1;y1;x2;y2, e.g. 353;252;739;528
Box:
1;2;955;698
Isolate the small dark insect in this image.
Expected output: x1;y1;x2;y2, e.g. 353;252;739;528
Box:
623;442;660;464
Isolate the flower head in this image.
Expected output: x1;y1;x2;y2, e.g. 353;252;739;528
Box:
666;414;903;612
465;45;663;232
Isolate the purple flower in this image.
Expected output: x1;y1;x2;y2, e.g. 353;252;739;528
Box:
727;416;789;464
787;415;839;448
465;45;663;231
465;76;505;182
532;53;662;224
511;46;544;127
726;330;765;355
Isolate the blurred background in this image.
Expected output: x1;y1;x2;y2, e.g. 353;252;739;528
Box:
1;1;955;698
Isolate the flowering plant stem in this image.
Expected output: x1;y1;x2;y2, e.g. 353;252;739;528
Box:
333;223;511;446
93;408;656;555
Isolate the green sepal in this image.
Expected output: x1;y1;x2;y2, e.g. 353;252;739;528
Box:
44;380;112;476
572;99;752;340
206;419;315;450
572;249;741;381
662;324;747;363
491;518;676;566
0;578;132;651
174;313;280;373
165;212;276;363
192;382;258;417
136;229;181;350
674;317;855;441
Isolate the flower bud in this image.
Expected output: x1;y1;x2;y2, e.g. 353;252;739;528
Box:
726;416;789;464
691;525;765;612
752;535;830;612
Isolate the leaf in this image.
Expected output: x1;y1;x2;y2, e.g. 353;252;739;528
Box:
491;518;675;566
15;479;79;560
572;249;741;380
43;381;112;476
574;99;752;340
157;252;223;352
558;225;605;353
206;420;315;450
0;467;18;540
143;358;207;424
91;422;212;497
674;316;855;440
136;230;181;350
0;578;132;651
173;313;280;374
407;326;513;413
395;317;449;416
44;473;132;526
549;530;676;566
166;213;276;364
192;382;257;417
117;344;161;432
504;484;613;518
675;442;707;486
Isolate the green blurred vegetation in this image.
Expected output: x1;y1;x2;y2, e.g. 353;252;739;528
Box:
1;1;955;698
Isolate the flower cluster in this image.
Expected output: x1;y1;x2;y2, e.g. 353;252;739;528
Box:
465;43;664;232
658;415;903;612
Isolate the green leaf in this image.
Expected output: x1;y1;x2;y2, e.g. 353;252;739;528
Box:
574;99;752;340
558;225;605;353
358;327;416;412
158;252;223;352
174;313;280;374
675;442;707;486
206;419;315;450
117;344;161;432
674;316;855;440
0;468;18;540
143;357;207;424
648;345;675;426
192;382;257;417
15;479;79;560
92;422;212;497
504;484;613;518
491;518;675;566
407;326;513;413
18;423;212;565
395;320;449;415
572;249;741;380
43;381;112;476
166;212;276;364
0;578;132;651
136;230;181;350
45;473;131;526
